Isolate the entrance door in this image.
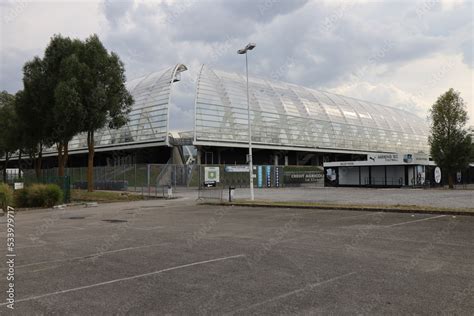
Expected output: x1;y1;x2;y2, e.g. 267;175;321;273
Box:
204;152;214;165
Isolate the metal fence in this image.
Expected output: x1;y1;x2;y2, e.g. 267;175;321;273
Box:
196;165;324;188
2;164;325;200
2;164;196;198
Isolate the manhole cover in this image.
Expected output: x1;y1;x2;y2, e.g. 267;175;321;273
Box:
102;219;128;223
68;216;85;220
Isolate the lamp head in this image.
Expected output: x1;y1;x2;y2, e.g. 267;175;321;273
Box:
246;43;256;50
237;42;256;54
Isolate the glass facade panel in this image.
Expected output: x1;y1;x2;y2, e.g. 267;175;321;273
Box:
55;64;185;153
195;65;429;153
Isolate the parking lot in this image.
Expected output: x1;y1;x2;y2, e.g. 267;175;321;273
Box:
1;198;474;314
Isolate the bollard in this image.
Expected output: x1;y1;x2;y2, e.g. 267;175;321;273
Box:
167;185;173;199
228;186;235;202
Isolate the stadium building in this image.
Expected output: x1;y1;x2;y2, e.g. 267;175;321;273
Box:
8;63;454;187
32;63;430;166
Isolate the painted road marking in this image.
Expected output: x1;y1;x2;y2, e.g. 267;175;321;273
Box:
0;254;245;306
2;242;170;271
226;271;357;315
386;215;446;227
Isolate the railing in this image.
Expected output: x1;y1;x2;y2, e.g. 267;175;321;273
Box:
4;164;325;201
364;177;403;186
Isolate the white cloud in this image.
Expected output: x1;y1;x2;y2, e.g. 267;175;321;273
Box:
1;0;472;126
329;81;426;118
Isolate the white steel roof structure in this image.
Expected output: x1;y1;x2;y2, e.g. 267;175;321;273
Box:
65;64;187;153
194;65;429;154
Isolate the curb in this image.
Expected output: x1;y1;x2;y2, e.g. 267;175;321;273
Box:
200;202;474;216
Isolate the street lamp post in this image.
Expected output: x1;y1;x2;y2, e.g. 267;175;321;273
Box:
237;43;256;201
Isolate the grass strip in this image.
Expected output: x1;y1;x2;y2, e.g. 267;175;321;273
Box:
201;200;474;216
71;190;144;203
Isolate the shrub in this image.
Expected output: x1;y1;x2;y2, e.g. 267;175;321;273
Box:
13;188;28;208
12;184;63;208
42;184;63;207
0;183;14;208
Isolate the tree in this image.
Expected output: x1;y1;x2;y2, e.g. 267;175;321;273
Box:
429;88;472;188
76;35;133;191
42;35;85;176
0;91;18;182
16;34;132;188
470;128;474;162
16;57;52;179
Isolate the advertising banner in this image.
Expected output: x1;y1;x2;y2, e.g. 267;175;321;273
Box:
224;165;249;173
274;167;281;187
257;166;263;188
204;167;220;187
284;168;324;185
265;166;271;187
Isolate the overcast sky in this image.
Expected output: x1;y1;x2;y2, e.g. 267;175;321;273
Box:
1;0;473;130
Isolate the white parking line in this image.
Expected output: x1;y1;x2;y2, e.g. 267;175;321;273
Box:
1;242;169;271
129;225;164;231
226;271;357;315
386;215;446;227
326;211;383;221
0;254;245;306
16;236;97;249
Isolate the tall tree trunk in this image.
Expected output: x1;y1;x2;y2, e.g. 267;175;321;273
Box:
448;173;454;189
2;153;9;183
64;142;68;173
35;143;43;180
18;150;22;179
87;131;94;192
57;141;70;178
57;143;64;177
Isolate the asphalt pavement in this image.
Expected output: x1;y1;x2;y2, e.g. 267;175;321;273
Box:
1;198;473;314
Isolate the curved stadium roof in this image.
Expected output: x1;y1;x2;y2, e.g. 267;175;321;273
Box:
46;63;429;156
195;65;429;154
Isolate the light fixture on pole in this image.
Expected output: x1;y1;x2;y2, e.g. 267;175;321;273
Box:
237;42;256;201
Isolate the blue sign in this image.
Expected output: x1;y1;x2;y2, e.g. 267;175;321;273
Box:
275;167;280;187
257;166;263;188
266;166;271;187
275;167;281;188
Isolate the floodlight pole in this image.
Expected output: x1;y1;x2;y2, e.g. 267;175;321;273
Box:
245;52;254;201
238;43;256;201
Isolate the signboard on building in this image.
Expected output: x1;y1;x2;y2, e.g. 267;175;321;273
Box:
204;167;220;186
224;165;249;173
326;152;433;168
284;168;324;185
368;154;399;163
326;168;337;182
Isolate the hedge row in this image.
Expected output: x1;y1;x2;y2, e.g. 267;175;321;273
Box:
14;184;63;208
0;183;14;208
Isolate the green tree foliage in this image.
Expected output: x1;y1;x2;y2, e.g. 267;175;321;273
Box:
77;35;133;191
470;128;474;161
16;57;52;178
0;91;18;182
17;34;132;186
43;35;85;176
429;88;471;188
